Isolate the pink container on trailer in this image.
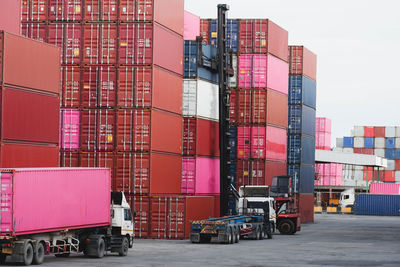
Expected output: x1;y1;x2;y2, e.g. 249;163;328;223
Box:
237;126;251;159
181;157;220;194
0;168;111;236
370;183;400;195
60;108;80;150
251;126;266;159
183;11;200;40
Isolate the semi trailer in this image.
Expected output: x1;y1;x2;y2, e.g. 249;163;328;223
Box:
0;168;134;265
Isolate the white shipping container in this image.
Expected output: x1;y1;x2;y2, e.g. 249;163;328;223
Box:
387;160;395;171
374;137;385;148
353;126;364;137
374;148;385;157
395;171;400;182
396;126;400;138
182;79;219;121
228;54;237;88
355;180;366;188
342;178;355;187
343;148;354;153
395;138;400;148
355;165;363;171
385;126;396;137
336;138;344;148
332;147;343;152
354;170;363;181
353;137;364;148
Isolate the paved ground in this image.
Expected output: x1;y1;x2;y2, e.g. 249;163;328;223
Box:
3;214;400;266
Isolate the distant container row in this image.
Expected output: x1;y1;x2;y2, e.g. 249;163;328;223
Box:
339;137;400;149
351;126;400;138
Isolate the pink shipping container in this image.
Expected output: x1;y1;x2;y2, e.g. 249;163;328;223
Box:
181;157;220;194
0;168;110;236
184;11;200;40
237;126;251;159
316;132;331;150
316;118;331;133
266;126;287;161
49;0;82;21
0;0;21;35
251;126;266;159
60;108;80;150
370;183;400;195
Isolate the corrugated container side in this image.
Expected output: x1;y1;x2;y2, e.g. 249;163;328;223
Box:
354;194;400;216
287;135;315;165
84;0;118;22
153;0;184;36
0;0;21;35
59;151;79;167
288;75;316;109
265;160;287;186
267;54;288;95
266;126;287;161
267;90;288;128
236;159;266;189
60;108;80;150
150;110;182;154
184;10;200;40
370;183;400;195
288;105;316;136
299;194;314;223
126;195;150;238
185;196;216;238
48;0;83;21
374;127;385;137
289;46;317;81
150;152;182;194
199;19;210;44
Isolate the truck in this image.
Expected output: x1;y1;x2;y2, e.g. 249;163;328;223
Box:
0;168;134;265
339;188;355;209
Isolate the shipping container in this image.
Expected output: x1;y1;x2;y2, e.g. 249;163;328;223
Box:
0;0;21;34
353;137;364;148
237;126;250;159
229;89;237;123
49;0;82;21
83;23;117;64
385;148;395;160
266;126;287;161
115;152;149;194
288;75;316;109
353;148;374;155
184;11;200;41
1;87;60;144
374;127;385;137
370;183;400;195
343;137;354;148
0;168;110;235
299;194;314;223
364;137;374;148
287;135;315;165
353;126;364;137
236;159;266;189
237;90;252;124
80;151;114;169
21;0;47;22
210;19;238;52
183;41;218;83
0;31;60;94
228;54;237;88
48;23;81;65
316;118;331;133
0;142;59;167
125;195;150;238
374;137;385;149
181;156;220;194
288;105;316;136
364;126;374;137
251;126;266;159
182;117;219;157
239;19;288;61
116;109;182;154
82;66;116;108
267;90;288;128
60;108;80;150
81;109;115;151
59;151;79;167
199;19;210;44
84;0;118;22
386;138;396;148
287;164;315;194
265;160;287;186
288;46;317;81
315;132;331;150
385;126;396;138
61;66;81;107
228;126;237;159
21;22;47;42
354;194;400;216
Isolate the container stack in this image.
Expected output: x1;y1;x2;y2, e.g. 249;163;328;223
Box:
336;126;400;185
315;117;331;150
287;46;317;223
315;163;342;186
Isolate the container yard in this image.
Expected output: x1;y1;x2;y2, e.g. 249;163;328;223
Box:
0;0;399;266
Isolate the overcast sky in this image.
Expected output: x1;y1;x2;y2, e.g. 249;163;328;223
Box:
184;0;400;145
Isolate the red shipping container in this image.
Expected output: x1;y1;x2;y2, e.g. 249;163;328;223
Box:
80;151;114;168
373;169;385;182
119;23;152;65
363;167;383;181
0;31;60;94
152;67;182;114
21;0;47;22
0;0;21;35
0;142;59;167
81;109;115;151
251;126;266;159
353;148;374;155
364;126;374;137
84;0;118;22
116;109;151;151
289;46;317;81
83;24;117;64
152;0;184;36
82;66;116;108
265;160;287;186
182;118;219;157
150;152;182;194
115;153;150;194
61;66;81;107
21;23;47;42
384;171;395;182
199;19;210;44
1;87;59;144
150;196;185;239
374;127;385;137
125;195;150;238
267;90;288;128
48;23;81;65
237;126;251;159
299;194;314;223
229;90;237;124
49;0;82;21
150;110;182;154
236;159;266;189
237;90;251;125
396;160;400;170
266;126;287;161
59;151;79;167
184;196;216;238
251;90;267;125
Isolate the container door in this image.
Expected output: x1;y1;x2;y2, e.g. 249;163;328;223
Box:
0;173;13;234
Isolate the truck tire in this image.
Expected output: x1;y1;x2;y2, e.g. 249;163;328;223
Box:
256;226;262;240
278;219;295;235
118;237;129;256
234;227;240;243
225;227;233;244
23;242;34;266
33;242;45;265
95;238;105;258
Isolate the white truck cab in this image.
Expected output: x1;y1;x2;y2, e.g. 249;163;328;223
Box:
339;188;355;209
111;192;135;247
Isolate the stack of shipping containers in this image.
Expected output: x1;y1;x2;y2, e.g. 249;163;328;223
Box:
0;0;60;168
287;46;317;222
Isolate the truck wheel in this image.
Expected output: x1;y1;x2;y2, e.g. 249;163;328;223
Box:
0;253;7;264
278;219;295;235
234;227;240;243
95;238;105;258
225;227;232;244
23;242;34;266
33;242;45;265
118;237;129;256
256;226;262;240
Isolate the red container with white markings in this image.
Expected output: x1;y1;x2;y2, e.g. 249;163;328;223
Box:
83;23;117;64
82;66;116;108
115;152;150;194
84;0;118;22
80;109;115;151
21;0;47;22
236;159;266;189
125;194;150;238
21;23;47;42
61;66;81;107
48;23;82;64
49;0;82;21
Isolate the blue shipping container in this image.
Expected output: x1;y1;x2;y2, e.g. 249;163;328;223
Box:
229;126;237;159
386;138;395;149
288;75;317;109
288;105;316;136
287;164;315;194
287;134;315;165
209;19;239;52
184;41;218;83
229;161;236;187
364;137;374;148
354;194;400;216
395;149;400;160
343;137;354;148
385;148;395;160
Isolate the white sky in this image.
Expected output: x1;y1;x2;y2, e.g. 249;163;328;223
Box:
184;0;400;145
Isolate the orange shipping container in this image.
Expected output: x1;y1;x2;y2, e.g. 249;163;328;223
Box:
267;90;288;128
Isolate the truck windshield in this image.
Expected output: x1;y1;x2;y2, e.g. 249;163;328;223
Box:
243;187;269;197
124;209;133;221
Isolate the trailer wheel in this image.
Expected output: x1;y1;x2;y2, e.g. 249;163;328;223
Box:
234;227;240;243
23;242;34;266
225;227;233;244
118;237;129;256
33;242;45;265
95;238;105;258
278;219;295;235
256;226;262;240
